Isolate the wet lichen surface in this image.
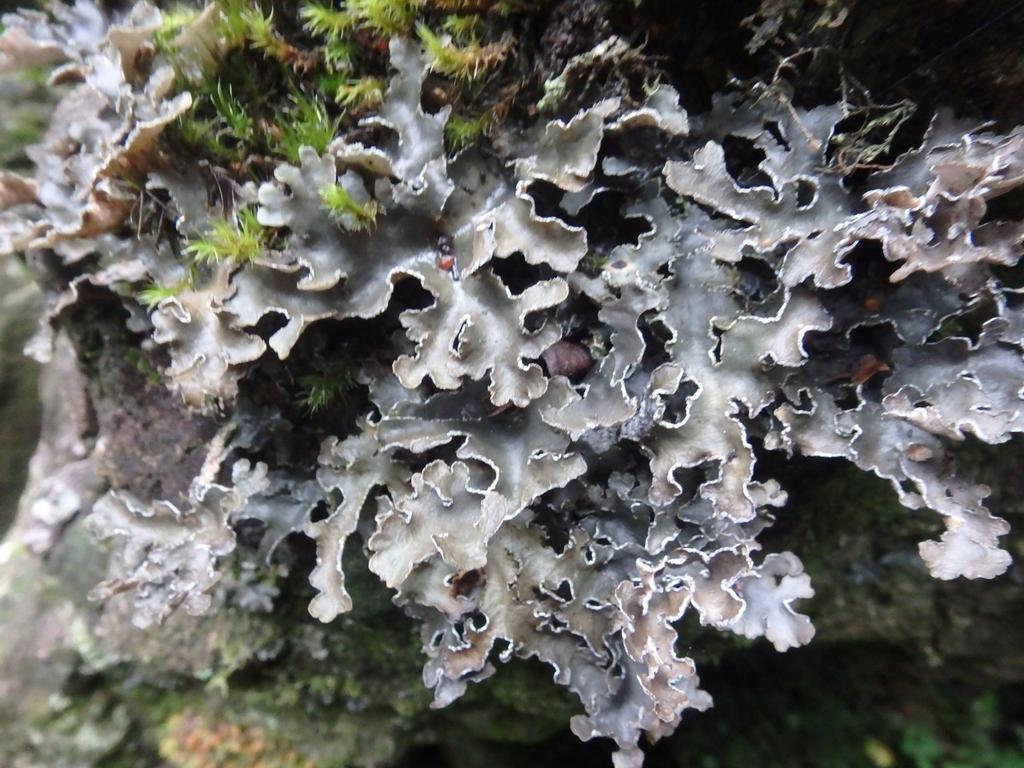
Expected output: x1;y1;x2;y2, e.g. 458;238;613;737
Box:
1;0;1024;766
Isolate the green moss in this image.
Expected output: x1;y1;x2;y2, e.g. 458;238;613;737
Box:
279;92;341;162
153;6;201;51
320;180;379;229
296;359;360;414
334;0;420;38
185;207;266;265
334;76;385;110
301;3;356;38
445;110;493;150
152;0;530;178
418;23;511;82
138;276;193;309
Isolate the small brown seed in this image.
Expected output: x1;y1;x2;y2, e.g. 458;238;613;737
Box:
542;340;593;380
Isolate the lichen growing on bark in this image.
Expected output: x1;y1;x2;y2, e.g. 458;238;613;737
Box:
2;0;1024;765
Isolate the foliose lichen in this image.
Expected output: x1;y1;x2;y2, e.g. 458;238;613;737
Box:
3;2;1024;764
